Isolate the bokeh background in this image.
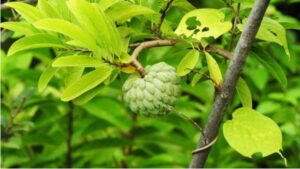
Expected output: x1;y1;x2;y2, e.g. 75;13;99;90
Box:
1;0;300;167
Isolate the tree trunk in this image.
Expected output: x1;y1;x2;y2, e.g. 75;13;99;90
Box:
189;0;271;167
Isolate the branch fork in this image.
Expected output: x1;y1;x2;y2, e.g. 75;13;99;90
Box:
127;39;233;78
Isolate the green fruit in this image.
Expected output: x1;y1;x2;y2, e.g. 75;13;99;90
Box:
122;62;180;116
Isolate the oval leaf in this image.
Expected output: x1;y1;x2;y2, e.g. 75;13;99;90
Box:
61;65;112;101
204;52;223;86
33;19;98;51
223;107;282;158
38;63;59;92
64;67;84;87
73;84;104;105
236;78;252;108
52;55;105;67
67;0;123;55
238;17;290;58
191;73;202;87
6;2;46;23
8;34;65;56
98;0;121;11
106;1;156;22
0;22;40;36
37;0;61;18
177;49;199;76
175;8;232;40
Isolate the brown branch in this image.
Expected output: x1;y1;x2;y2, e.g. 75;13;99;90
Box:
129;39;180;77
154;0;175;37
205;45;232;59
128;39;232;77
66;102;74;168
129;40;232;59
189;0;270;167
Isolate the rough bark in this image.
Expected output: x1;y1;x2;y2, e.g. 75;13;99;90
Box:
189;0;270;167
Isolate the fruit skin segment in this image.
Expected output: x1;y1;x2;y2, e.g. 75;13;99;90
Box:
122;62;181;116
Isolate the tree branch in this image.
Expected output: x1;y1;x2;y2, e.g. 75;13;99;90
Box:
189;0;270;167
129;39;180;77
4;96;26;134
228;3;241;51
205;45;232;59
154;0;175;37
66;102;74;168
128;39;232;77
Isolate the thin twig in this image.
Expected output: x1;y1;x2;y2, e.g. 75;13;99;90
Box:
189;0;270;167
129;40;232;59
129;39;180;77
4;97;26;134
66;102;74;168
228;3;241;51
175;111;204;135
154;0;175;37
192;135;218;154
205;45;232;60
128;39;232;77
102;58;130;68
189;69;222;92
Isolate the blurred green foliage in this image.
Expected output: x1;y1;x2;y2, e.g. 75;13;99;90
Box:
1;0;300;168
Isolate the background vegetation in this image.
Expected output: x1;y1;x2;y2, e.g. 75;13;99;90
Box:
1;0;300;168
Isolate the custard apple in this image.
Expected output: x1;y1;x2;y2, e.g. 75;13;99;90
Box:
122;62;180;116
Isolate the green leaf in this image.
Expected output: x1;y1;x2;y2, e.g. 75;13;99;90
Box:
176;49;199;76
52;55;105;67
175;8;232;40
279;21;300;30
106;1;156;22
33;19;98;51
236;78;252;108
37;0;61;18
49;0;71;20
64;67;84;87
172;0;195;11
61;65;112;101
66;40;88;49
98;0;121;11
73;84;104;105
104;69;120;85
38;63;59;92
1;50;6;75
81;97;132;131
250;47;287;89
8;34;65;56
238;17;290;58
67;0;123;56
191;74;202;87
77;138;132;152
6;2;46;23
204;52;223;86
223;107;282;158
0;22;40;36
